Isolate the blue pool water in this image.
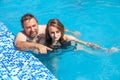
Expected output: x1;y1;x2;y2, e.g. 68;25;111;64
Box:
0;0;120;80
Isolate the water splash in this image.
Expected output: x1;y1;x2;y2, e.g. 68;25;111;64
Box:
108;47;120;53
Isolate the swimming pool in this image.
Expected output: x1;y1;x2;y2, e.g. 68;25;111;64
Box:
0;0;120;80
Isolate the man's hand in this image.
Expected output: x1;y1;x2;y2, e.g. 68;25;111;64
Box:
36;44;53;54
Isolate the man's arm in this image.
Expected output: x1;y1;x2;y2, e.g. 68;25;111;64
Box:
15;41;52;54
14;32;52;54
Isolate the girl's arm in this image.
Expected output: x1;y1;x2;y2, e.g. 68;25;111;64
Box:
65;34;101;48
72;37;116;52
65;29;81;36
65;35;117;52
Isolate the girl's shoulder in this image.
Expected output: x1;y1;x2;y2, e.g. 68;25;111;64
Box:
63;34;69;41
63;34;76;41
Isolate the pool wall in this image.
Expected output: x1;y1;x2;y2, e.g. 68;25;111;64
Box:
0;22;57;80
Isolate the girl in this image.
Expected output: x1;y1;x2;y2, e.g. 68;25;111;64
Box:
44;18;101;51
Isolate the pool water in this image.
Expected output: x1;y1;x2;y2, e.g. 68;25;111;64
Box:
0;0;120;80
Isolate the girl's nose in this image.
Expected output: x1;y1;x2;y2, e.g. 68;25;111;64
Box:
54;33;57;37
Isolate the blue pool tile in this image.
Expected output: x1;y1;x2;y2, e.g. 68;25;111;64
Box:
0;22;57;80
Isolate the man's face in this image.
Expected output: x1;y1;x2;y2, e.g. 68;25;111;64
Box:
23;18;38;38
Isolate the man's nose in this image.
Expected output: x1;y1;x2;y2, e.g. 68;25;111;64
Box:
31;27;34;31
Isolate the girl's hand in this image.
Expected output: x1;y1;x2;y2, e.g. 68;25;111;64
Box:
86;42;101;49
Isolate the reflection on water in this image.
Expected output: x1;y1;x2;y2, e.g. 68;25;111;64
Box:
32;44;120;77
32;45;76;74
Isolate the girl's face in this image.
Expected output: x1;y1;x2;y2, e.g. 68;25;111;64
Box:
48;26;62;42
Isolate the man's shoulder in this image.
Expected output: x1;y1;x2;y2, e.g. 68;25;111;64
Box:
38;25;46;28
38;25;46;34
16;31;28;39
16;31;25;36
14;31;27;45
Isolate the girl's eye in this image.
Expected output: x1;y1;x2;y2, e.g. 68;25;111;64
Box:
56;31;60;33
50;32;54;34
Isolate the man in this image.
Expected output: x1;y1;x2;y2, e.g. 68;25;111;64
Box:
14;13;52;54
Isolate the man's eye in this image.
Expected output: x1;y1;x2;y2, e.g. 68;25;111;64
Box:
26;27;31;29
33;25;36;27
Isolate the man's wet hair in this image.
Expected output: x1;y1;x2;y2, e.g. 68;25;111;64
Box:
21;13;38;28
